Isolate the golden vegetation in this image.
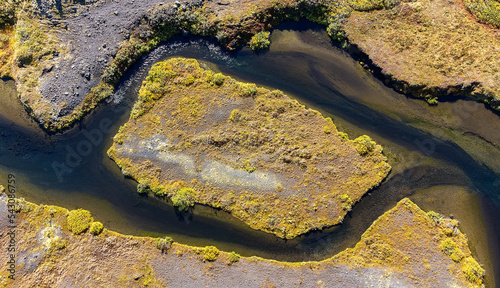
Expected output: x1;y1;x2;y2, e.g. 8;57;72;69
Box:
1;195;484;287
108;57;391;238
463;0;500;28
66;209;93;235
345;0;500;108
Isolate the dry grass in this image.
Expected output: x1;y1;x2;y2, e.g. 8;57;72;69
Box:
345;0;500;107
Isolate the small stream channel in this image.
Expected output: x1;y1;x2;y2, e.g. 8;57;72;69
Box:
0;20;498;287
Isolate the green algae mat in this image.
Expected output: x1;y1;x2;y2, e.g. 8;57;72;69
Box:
108;57;391;239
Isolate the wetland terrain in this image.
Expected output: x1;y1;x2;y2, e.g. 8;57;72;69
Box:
0;0;499;287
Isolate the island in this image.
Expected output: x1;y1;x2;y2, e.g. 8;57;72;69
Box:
107;57;391;239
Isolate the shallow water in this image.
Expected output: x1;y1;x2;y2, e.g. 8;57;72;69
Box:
0;20;498;286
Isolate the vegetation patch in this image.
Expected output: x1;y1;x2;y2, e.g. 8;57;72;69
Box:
108;57;391;239
203;246;220;261
66;209;93;235
89;221;104;236
156;237;174;253
171;188;196;211
345;0;500;109
463;0;500;28
249;31;271;50
1;196;484;287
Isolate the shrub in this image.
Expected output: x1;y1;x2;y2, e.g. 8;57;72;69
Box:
137;181;150;194
327;21;345;42
212;73;225;86
352;135;376;155
426;211;442;223
249;31;270;50
171;188;196;211
156;237;174;252
203;246;220;261
89;222;104;235
67;209;93;235
439;238;457;255
238;83;257;98
229;109;246;122
228;251;240;263
323;117;335;134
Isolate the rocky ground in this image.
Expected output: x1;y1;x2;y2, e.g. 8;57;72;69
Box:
0;189;484;287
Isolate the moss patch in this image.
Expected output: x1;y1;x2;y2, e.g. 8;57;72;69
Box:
345;0;500;109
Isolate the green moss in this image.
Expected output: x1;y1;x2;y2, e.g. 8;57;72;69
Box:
243;158;256;173
89;222;104;236
249;31;271;50
203;246;220;261
137;181;151;194
66;209;93;235
323;117;336;134
426;211;442;223
50;238;67;251
211;73;225;86
464;0;500;28
171;188;196;211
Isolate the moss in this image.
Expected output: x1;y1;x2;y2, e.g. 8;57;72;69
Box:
171;188;196;211
352;135;376;155
462;256;485;285
249;31;271;50
464;0;500;28
323;117;336;134
211;73;225;86
156;237;174;252
203;246;220;261
66;209;93;235
426;211;442;223
89;222;104;236
109;58;390;239
229;109;246;122
137;181;151;194
228;251;240;263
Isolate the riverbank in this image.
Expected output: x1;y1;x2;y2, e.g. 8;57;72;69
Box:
0;190;484;287
1;0;499;132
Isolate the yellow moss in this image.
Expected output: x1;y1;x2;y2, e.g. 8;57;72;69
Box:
89;221;104;236
462;257;485;285
203;246;220;261
109;58;391;238
66;209;93;235
249;31;271;50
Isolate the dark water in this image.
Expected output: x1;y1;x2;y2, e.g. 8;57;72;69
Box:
0;20;498;286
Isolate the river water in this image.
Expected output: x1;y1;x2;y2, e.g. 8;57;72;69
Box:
0;20;498;286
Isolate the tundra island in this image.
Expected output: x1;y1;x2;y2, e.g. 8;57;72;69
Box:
108;57;391;238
